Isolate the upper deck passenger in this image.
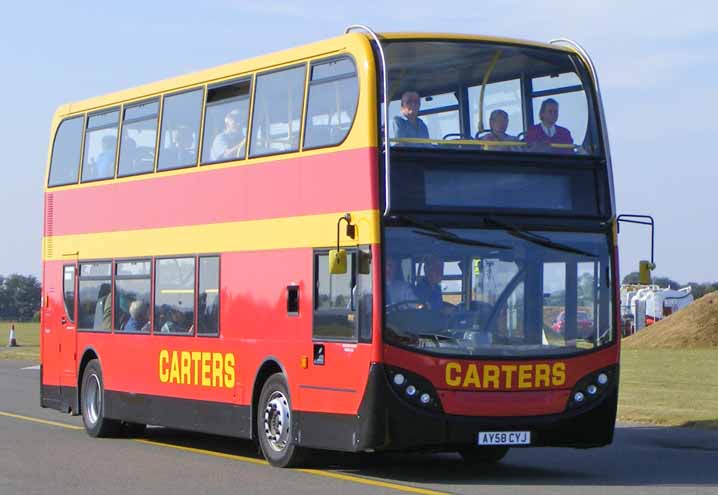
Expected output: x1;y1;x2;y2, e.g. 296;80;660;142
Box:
480;109;520;151
525;98;573;152
392;91;429;139
210;109;245;161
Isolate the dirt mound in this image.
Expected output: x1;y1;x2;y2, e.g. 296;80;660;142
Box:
623;291;718;349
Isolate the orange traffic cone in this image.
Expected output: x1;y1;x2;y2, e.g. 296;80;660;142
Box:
7;323;18;347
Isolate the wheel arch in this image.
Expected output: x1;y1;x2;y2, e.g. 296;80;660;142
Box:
75;346;101;414
250;356;288;440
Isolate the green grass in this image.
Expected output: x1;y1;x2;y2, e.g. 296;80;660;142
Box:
0;321;40;361
618;349;718;429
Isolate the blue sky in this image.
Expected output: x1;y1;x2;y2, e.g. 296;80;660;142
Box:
1;1;716;283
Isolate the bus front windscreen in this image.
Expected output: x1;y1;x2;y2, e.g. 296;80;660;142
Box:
383;224;613;357
385;40;601;156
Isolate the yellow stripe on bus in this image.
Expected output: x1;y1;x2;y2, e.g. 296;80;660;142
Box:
43;209;380;261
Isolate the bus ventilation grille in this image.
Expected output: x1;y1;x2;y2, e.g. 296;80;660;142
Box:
45;193;54;259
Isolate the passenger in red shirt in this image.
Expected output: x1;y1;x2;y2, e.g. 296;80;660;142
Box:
525;98;573;153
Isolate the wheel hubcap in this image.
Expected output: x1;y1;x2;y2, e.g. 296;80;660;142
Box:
84;374;101;426
263;391;290;452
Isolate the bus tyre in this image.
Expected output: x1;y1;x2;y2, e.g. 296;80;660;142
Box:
257;373;306;467
80;360;120;437
459;445;510;464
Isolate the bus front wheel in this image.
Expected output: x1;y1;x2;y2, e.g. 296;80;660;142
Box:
257;373;306;467
459;445;510;464
80;359;120;437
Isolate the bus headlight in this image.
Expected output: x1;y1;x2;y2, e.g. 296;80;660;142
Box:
385;366;443;412
568;366;616;410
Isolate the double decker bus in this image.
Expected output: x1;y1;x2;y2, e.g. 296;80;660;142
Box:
41;26;619;467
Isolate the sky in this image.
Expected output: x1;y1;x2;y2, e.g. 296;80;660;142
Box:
1;1;716;283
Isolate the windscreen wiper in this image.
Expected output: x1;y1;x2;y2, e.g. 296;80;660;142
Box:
392;215;510;250
485;218;597;258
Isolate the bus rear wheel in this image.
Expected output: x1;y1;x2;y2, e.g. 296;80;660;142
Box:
459;445;510;464
257;373;306;467
80;359;120;437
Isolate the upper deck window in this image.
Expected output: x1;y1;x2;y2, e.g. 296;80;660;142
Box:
157;89;203;171
385;40;600;156
118;99;159;177
201;79;251;164
303;57;359;149
250;65;307;157
82;108;120;182
48;116;84;187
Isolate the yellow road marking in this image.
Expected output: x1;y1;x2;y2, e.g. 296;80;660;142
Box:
296;468;453;495
2;411;452;495
0;411;84;430
134;438;268;466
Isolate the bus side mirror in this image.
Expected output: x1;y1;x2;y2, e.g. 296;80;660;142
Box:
639;260;655;285
358;251;371;275
329;249;347;275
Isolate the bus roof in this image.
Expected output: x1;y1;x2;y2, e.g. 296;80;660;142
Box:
54;31;574;120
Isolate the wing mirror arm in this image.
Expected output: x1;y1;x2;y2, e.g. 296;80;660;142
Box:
329;213;356;275
617;214;655;284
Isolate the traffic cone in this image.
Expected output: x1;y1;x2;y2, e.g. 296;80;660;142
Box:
7;324;18;347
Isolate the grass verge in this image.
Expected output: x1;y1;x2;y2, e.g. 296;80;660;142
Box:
0;321;40;361
618;348;718;429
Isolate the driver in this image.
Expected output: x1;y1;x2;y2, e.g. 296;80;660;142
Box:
414;255;445;311
384;255;416;305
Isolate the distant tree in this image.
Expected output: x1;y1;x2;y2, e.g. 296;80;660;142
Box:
0;274;41;321
0;274;6;316
621;272;679;289
687;282;718;299
652;276;680;290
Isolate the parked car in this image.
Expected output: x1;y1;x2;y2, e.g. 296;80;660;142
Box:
551;310;594;338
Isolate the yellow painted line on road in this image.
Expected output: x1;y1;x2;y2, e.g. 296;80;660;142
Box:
296;468;453;495
2;411;451;495
134;438;268;466
0;411;83;430
137;439;451;495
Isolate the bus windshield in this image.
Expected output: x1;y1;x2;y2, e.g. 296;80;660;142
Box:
383;225;613;357
384;40;601;156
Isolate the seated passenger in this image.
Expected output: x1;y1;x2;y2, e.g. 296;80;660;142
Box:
384;256;416;305
93;135;117;178
525;98;573;152
414;255;445;311
210;109;245;161
124;300;149;332
479;109;520;151
392;91;429;139
168;125;196;165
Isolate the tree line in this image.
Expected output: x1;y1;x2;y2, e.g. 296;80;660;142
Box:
622;272;718;299
0;274;41;321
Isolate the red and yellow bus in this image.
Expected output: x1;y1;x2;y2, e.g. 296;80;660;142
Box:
41;27;620;467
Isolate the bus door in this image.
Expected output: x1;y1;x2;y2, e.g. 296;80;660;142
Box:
306;248;373;447
60;264;78;396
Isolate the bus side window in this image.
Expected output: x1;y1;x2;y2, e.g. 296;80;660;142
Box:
157;89;204;171
154;257;195;335
314;250;357;341
77;262;113;332
117;99;159;177
201;79;251;165
250;64;307;157
303;57;358;150
197;256;220;336
81;109;120;182
48;116;84;187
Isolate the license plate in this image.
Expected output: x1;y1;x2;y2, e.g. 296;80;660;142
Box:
478;431;531;445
